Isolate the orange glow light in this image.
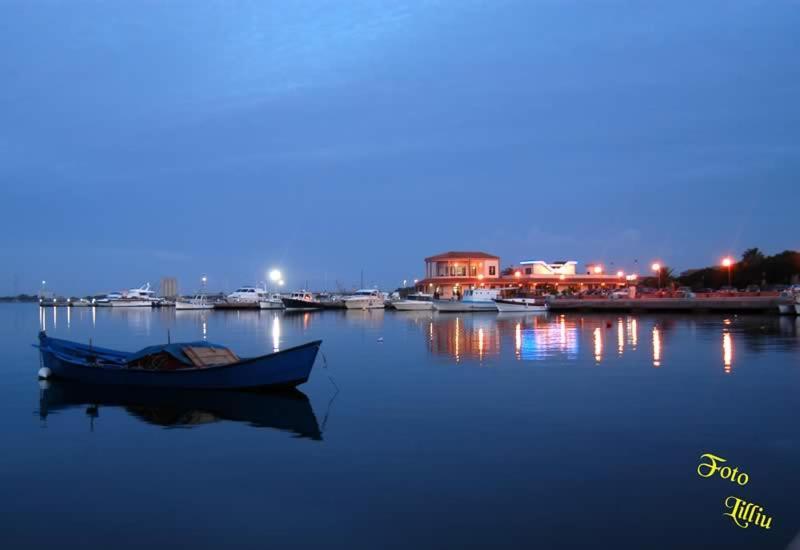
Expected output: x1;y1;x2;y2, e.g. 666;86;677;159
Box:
722;257;733;267
651;263;661;272
593;265;603;274
616;270;624;277
514;271;521;278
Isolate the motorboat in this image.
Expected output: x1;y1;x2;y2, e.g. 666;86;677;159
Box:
175;295;214;310
494;297;548;312
36;331;322;390
104;283;157;307
393;293;434;311
259;293;285;310
343;289;386;310
226;286;270;304
434;288;499;312
282;291;322;310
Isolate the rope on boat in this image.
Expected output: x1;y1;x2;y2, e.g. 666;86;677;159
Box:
319;350;340;434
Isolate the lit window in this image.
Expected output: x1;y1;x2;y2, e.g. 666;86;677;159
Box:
489;266;496;276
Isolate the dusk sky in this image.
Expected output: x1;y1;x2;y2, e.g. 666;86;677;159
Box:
1;0;798;295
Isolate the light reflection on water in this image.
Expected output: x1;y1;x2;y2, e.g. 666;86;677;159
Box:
33;308;796;376
9;305;800;547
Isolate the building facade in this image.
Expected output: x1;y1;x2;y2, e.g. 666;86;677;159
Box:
159;277;178;299
416;251;626;298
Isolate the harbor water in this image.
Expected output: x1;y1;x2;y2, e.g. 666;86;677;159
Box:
1;304;799;549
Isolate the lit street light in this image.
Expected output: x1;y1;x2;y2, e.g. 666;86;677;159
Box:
721;257;734;287
651;263;662;289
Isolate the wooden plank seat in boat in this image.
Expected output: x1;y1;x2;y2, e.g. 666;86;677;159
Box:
182;346;239;367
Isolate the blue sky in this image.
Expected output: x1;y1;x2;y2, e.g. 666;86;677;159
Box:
1;0;798;295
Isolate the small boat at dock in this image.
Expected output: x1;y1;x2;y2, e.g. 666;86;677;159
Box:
282;291;322;310
434;288;499;312
343;289;386;310
494;297;548;312
175;295;214;310
393;293;434;311
36;332;321;390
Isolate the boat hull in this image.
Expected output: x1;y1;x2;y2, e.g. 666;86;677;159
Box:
175;301;214;310
344;298;385;310
392;301;433;311
778;304;793;314
433;300;498;312
494;299;548;312
281;297;322;310
108;300;154;307
258;300;285;310
38;335;321;390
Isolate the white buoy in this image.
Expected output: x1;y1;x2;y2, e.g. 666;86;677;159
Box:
38;367;52;380
377;337;384;343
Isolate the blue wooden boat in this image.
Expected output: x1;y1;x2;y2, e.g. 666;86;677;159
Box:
36;331;321;390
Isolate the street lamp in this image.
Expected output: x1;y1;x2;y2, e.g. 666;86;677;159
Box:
721;257;733;287
616;270;624;278
651;263;662;289
593;265;603;274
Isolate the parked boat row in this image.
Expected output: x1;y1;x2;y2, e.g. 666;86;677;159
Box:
392;289;548;312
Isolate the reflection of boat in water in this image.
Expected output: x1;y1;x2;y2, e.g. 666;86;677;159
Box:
37;381;322;440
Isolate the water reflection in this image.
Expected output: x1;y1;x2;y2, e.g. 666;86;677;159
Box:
593;327;603;364
272;314;281;352
652;326;662;367
723;331;734;374
428;315;501;363
37;382;322;440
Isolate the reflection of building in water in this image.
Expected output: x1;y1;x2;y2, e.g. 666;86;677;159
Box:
617;318;624;356
428;316;501;362
628;317;638;350
723;331;733;374
593;327;603;363
652;326;662;367
501;314;579;361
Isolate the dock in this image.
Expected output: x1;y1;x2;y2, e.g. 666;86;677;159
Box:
547;296;789;313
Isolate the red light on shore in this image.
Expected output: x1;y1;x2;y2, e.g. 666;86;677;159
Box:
651;263;661;272
514;271;521;278
721;257;733;267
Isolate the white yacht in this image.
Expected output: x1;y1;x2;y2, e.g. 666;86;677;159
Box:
226;286;269;303
104;283;157;307
344;289;386;310
393;293;434;311
494;297;548;313
175;294;214;310
434;288;499;312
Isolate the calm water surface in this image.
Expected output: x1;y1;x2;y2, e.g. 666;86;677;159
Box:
2;304;799;549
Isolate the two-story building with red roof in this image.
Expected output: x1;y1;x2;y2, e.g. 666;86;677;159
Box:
416;251;627;298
